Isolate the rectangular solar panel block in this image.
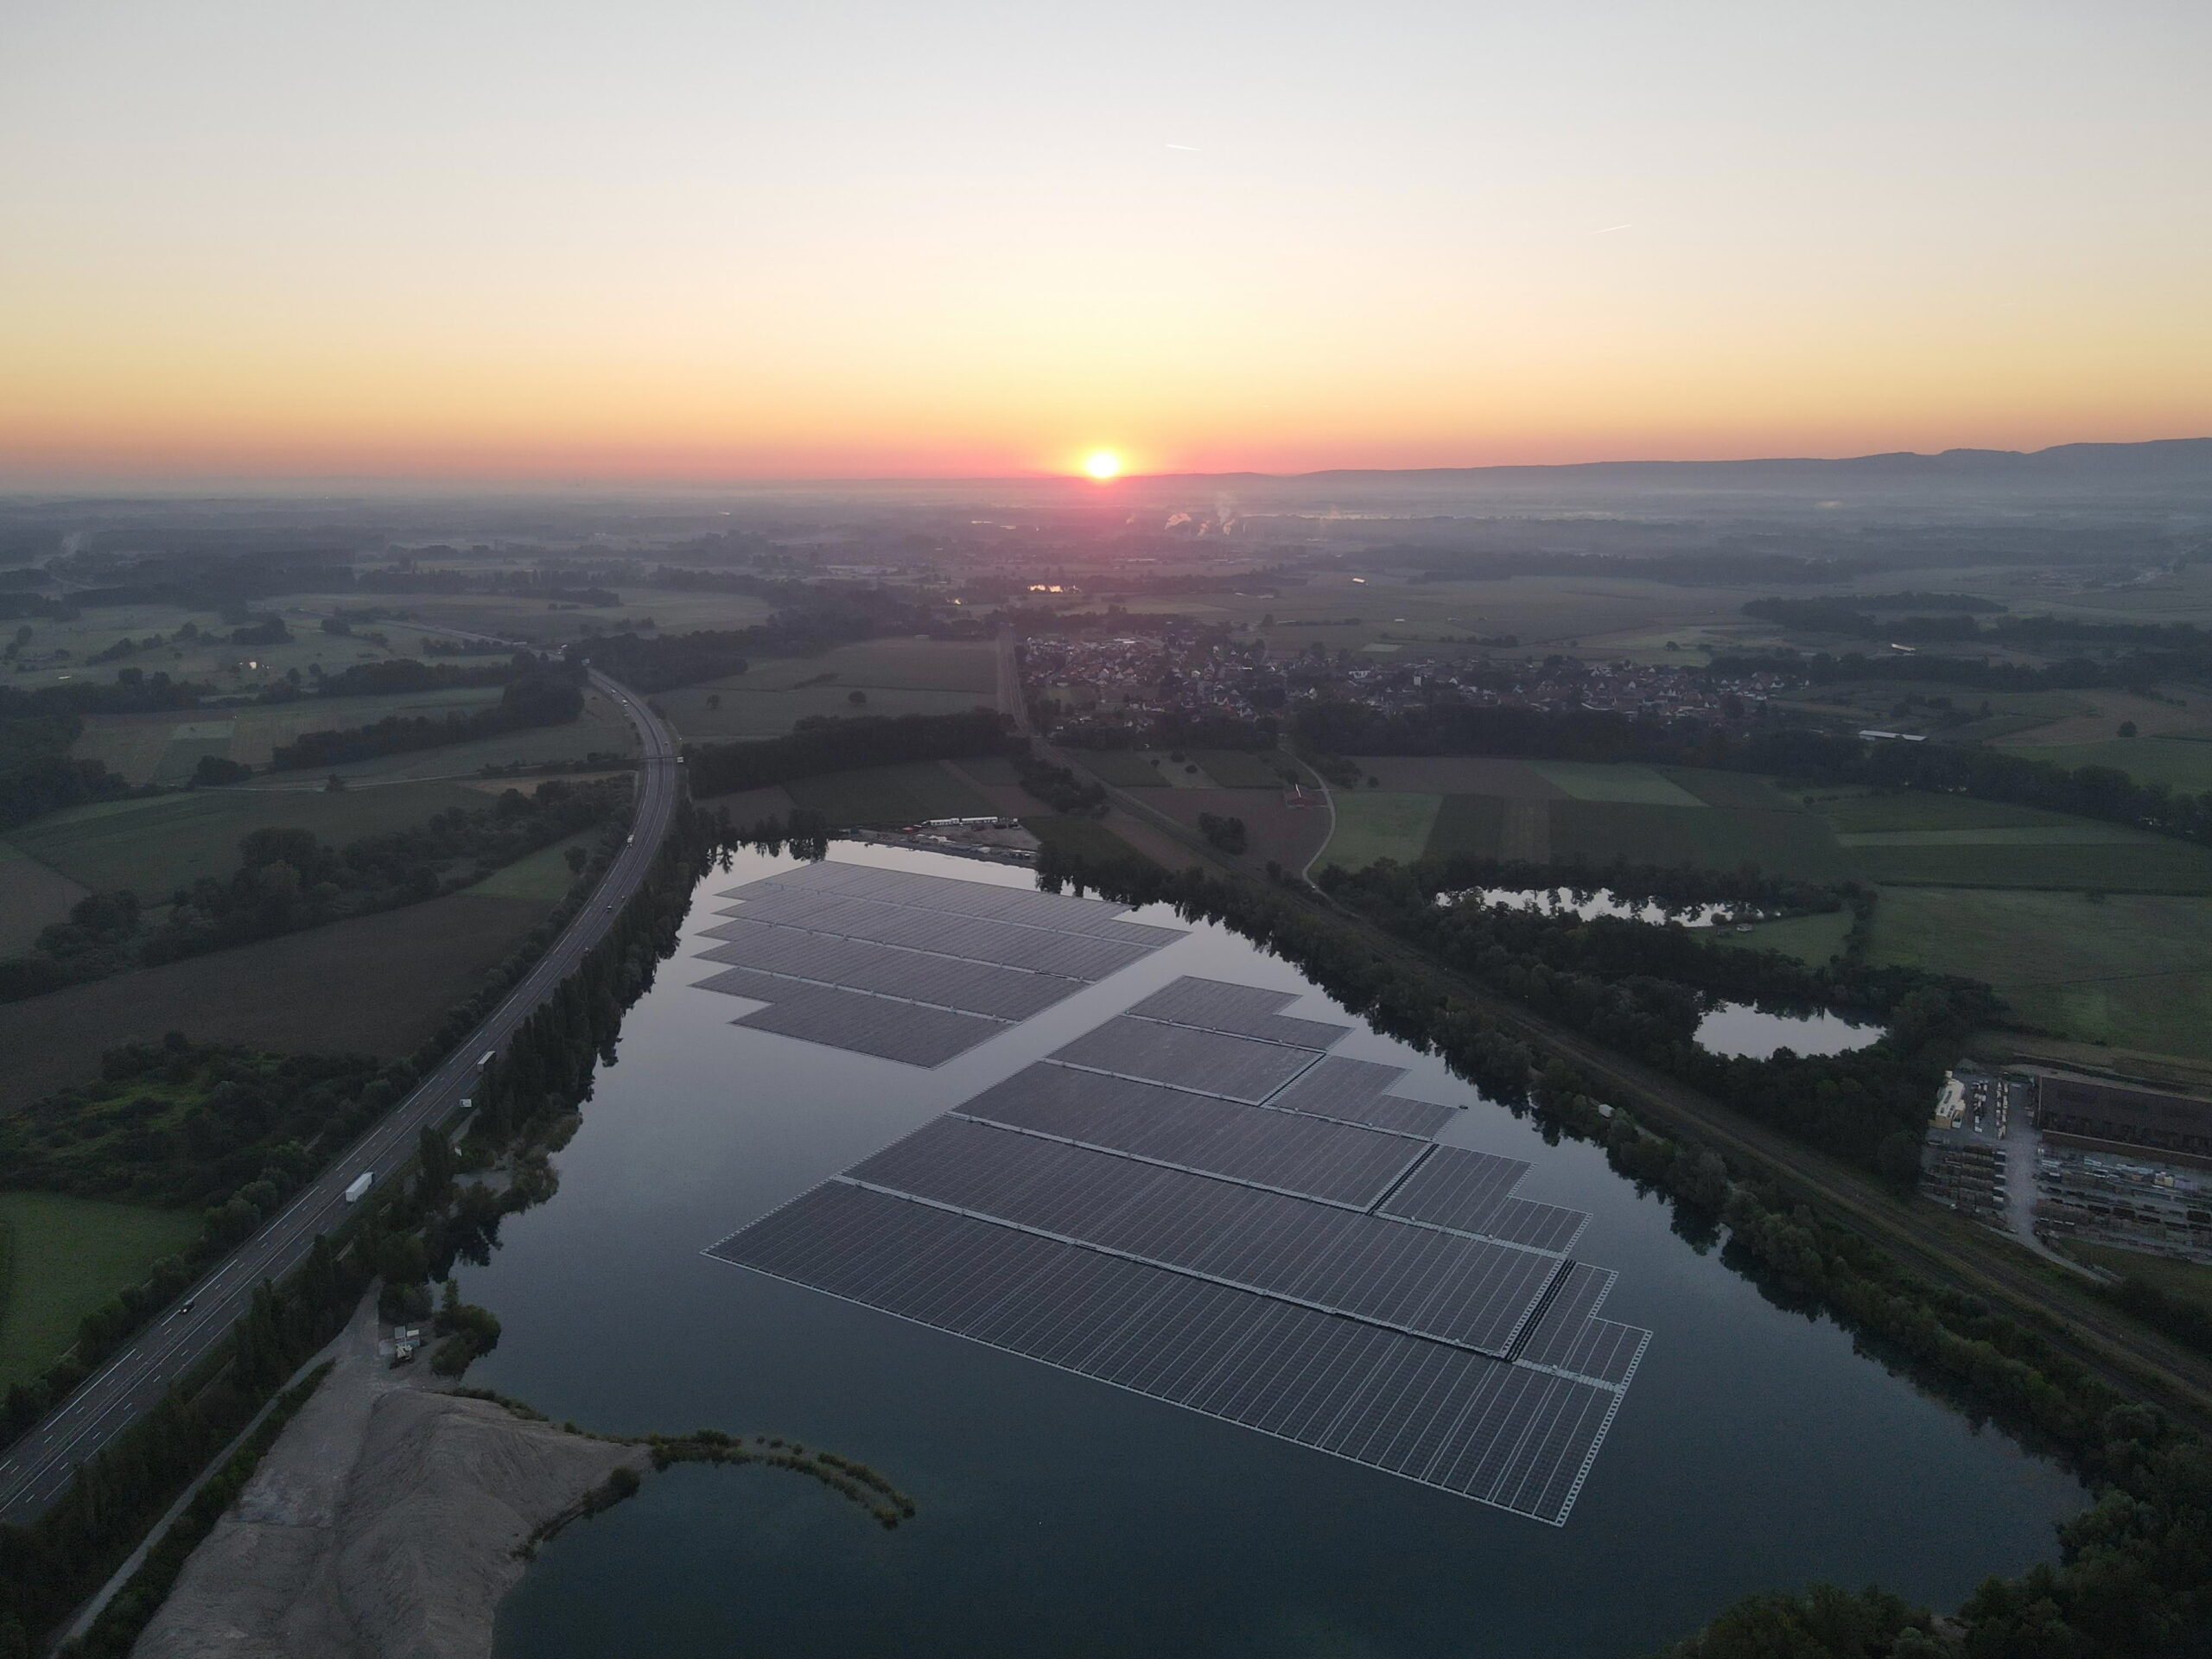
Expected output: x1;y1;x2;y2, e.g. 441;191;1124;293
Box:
699;923;1085;1020
1512;1262;1649;1389
734;985;1008;1066
709;898;1160;980
693;964;804;1003
846;1116;1562;1355
1517;1262;1614;1361
1378;1146;1532;1230
1048;1016;1321;1103
1265;1058;1459;1136
1120;977;1351;1051
1475;1197;1591;1257
707;1180;1628;1523
956;1062;1428;1207
721;862;1161;937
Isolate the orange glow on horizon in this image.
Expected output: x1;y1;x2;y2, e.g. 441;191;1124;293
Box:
1083;450;1123;480
0;1;2205;486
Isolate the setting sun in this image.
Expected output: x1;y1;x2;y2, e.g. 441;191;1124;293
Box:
1083;450;1122;480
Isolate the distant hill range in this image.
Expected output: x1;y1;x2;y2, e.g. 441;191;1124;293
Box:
1166;437;2212;490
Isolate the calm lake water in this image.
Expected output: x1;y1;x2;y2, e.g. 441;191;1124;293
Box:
479;844;2078;1659
1695;1002;1886;1060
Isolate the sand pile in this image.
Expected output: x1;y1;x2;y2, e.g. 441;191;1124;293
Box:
133;1383;645;1659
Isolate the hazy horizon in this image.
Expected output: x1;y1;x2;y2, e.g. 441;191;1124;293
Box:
5;0;2209;483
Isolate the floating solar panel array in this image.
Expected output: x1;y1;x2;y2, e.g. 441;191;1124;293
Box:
691;861;1187;1065
709;975;1651;1525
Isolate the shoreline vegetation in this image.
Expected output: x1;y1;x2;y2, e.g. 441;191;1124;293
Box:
446;1388;919;1546
16;696;2204;1656
1033;834;2210;1657
0;750;715;1650
82;1358;914;1659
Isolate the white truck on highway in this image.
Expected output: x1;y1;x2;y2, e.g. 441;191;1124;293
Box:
344;1172;373;1204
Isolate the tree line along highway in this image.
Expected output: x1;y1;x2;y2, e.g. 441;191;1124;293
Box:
0;668;678;1523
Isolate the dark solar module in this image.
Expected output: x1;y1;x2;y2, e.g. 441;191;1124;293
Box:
698;923;1084;1019
733;986;1007;1066
1378;1149;1591;1255
1265;1058;1459;1136
708;1180;1625;1524
724;863;1133;932
692;964;806;1003
956;1063;1427;1206
1120;977;1352;1050
1472;1197;1591;1256
846;1116;1561;1355
1378;1146;1531;1229
708;897;1158;979
1513;1262;1649;1389
1047;1016;1322;1103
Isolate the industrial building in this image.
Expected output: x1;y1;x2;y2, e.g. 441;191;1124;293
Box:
2035;1077;2212;1163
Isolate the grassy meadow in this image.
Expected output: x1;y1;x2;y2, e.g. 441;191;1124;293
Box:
0;1192;201;1388
655;639;998;740
10;781;487;897
1868;887;2212;1059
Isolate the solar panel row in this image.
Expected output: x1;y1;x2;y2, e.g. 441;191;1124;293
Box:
957;1063;1428;1207
709;1181;1624;1524
1510;1262;1649;1389
723;861;1181;944
734;986;1006;1066
1049;1016;1323;1103
699;962;1649;1521
709;896;1160;980
1120;976;1352;1052
700;921;1084;1019
691;862;1185;1065
1264;1058;1459;1137
845;1116;1563;1355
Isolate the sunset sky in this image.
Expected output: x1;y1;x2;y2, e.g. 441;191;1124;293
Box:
2;0;2207;481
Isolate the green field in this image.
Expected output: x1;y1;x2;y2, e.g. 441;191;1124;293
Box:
2060;1240;2212;1318
464;832;596;901
1663;769;1808;813
657;639;998;740
1542;799;1847;878
280;587;780;650
1188;749;1292;788
1724;907;1856;965
1318;791;1441;871
1528;760;1706;806
1843;840;2212;893
73;686;514;785
1869;886;2212;1058
1021;815;1160;868
2000;737;2212;793
6;601;405;697
785;762;995;824
1075;749;1170;787
1809;791;2078;834
0;1192;200;1387
10;781;486;896
1422;794;1510;859
0;838;86;955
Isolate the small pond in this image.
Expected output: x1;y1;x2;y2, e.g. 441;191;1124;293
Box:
1695;1001;1885;1059
1440;887;1758;928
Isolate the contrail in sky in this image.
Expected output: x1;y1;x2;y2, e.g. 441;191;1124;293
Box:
1165;143;1199;150
1592;223;1632;233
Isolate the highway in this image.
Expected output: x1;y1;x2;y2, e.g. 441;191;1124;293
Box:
0;671;678;1523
